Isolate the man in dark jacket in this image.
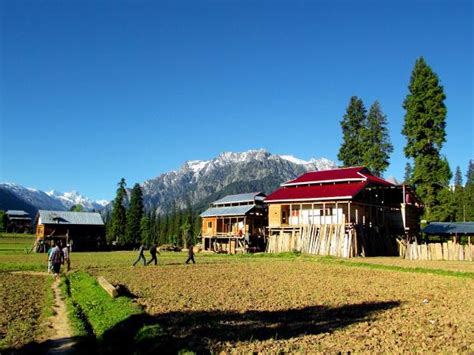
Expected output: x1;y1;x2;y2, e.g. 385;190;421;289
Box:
133;243;147;266
147;244;159;265
185;244;196;264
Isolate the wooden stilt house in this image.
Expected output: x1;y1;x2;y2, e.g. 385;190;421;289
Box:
200;192;267;253
5;210;32;233
265;167;421;257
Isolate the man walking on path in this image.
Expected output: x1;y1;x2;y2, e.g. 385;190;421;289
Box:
133;243;147;266
147;243;159;265
62;244;71;272
50;240;64;278
185;244;196;264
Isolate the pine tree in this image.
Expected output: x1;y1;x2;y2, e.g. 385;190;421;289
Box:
464;160;474;221
466;160;474;186
125;183;144;246
362;101;393;176
404;162;413;184
454;166;463;188
338;96;367;167
109;178;127;244
140;216;151;244
452;166;465;222
401;57;450;220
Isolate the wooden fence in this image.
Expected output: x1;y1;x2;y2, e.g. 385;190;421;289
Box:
266;224;355;257
399;240;474;261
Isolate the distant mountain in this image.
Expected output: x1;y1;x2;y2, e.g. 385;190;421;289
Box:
1;149;337;218
46;190;109;211
0;183;108;217
140;149;337;214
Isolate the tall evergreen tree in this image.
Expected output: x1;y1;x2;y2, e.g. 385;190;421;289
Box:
454;166;463;188
404;162;413;184
464;160;474;221
125;183;144;246
362;101;393;176
109;178;127;244
401;57;450;220
338;96;367;167
466;160;474;186
452;166;465;221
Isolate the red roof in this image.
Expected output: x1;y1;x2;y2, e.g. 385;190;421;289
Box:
283;166;393;187
265;182;368;202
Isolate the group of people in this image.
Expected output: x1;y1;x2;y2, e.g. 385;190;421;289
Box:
47;240;71;277
132;243;195;266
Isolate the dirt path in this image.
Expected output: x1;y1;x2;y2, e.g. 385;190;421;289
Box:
11;271;77;353
44;277;76;354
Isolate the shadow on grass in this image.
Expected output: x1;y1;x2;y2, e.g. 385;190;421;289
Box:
5;300;400;354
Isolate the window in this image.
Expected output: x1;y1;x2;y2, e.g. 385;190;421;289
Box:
207;221;213;228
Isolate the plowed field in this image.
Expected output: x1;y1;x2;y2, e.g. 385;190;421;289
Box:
94;258;473;353
0;272;50;351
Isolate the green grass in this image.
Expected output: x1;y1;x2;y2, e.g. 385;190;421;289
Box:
309;255;474;279
59;275;90;338
67;271;143;339
0;234;36;255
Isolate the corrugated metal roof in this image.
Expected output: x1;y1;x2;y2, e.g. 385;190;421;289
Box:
212;192;265;205
200;205;255;217
265;182;367;202
423;222;474;235
282;167;393;187
6;210;30;216
38;210;104;226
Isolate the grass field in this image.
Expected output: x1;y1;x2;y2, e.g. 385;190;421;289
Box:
0;234;473;353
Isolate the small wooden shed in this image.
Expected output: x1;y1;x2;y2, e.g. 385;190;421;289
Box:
35;210;105;251
200;192;267;253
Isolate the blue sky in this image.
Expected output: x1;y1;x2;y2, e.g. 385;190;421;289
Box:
1;0;472;201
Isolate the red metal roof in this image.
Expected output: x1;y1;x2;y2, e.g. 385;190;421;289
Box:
265;182;368;202
282;166;393;187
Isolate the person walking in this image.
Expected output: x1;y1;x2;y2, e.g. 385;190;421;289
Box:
50;241;64;278
185;244;196;264
47;243;53;273
133;243;147;266
62;244;71;272
147;243;159;265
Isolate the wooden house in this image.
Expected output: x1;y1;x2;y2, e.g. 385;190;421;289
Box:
265;167;421;257
200;192;267;253
5;210;32;233
35;210;105;251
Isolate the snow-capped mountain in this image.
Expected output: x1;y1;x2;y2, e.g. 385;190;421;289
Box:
141;149;336;214
1;149;336;217
46;190;109;211
0;183;108;217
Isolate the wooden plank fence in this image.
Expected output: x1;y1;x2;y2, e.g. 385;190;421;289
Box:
398;240;474;261
267;224;356;258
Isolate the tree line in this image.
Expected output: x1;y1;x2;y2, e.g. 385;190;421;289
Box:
105;178;201;248
338;56;473;222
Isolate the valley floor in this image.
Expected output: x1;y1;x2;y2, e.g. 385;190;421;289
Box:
0;235;472;353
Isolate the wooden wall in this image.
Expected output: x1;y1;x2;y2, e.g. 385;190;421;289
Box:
201;217;217;237
268;204;282;227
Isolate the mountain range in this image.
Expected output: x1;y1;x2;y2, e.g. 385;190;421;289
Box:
0;149;337;217
0;183;109;218
140;149;336;214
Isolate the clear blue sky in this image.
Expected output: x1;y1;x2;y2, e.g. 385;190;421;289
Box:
1;0;473;201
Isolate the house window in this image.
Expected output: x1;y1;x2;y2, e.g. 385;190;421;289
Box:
207;221;213;228
282;210;287;224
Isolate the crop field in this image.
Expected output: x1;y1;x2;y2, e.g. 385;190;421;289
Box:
93;257;473;353
0;234;473;354
0;272;52;351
